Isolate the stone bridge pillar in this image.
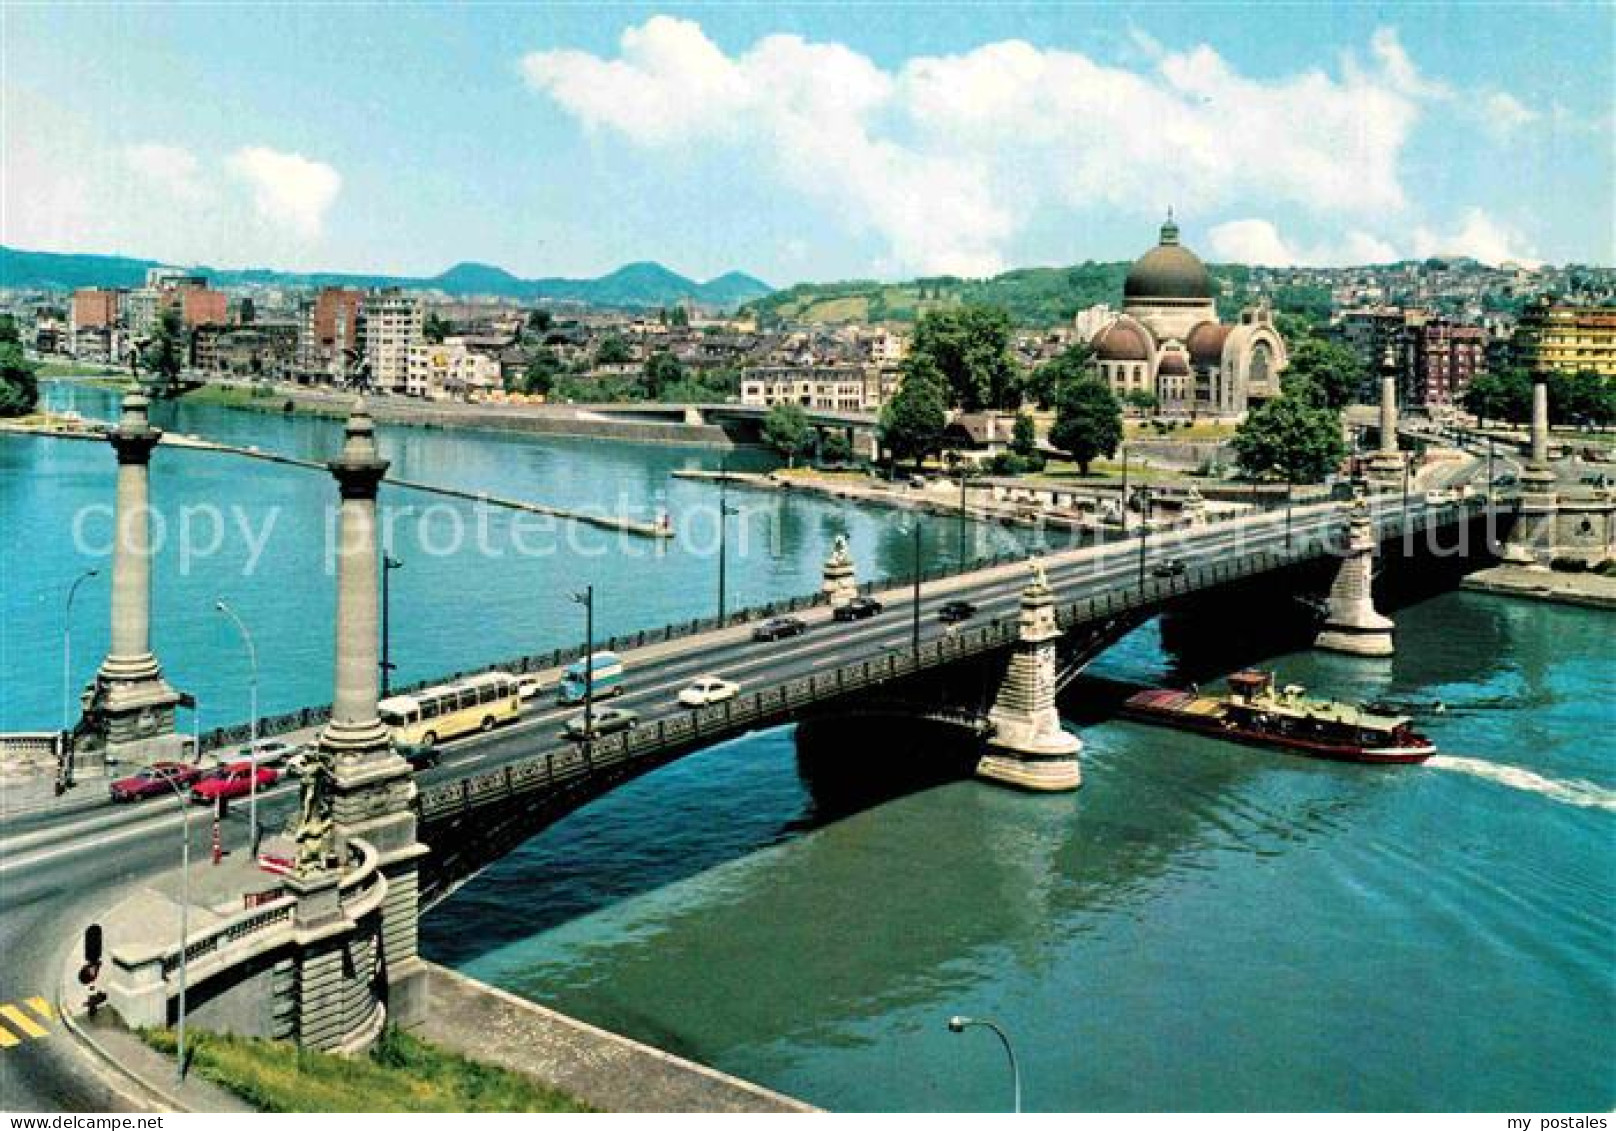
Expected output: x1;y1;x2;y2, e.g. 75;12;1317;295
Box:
1501;379;1558;569
319;403;429;1029
1315;494;1394;657
80;391;185;769
978;562;1082;791
1368;374;1405;484
682;404;705;427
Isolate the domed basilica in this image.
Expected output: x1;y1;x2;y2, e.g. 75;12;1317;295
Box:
1085;215;1287;418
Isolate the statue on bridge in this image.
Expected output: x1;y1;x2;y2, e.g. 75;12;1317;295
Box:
288;747;337;877
1028;558;1050;594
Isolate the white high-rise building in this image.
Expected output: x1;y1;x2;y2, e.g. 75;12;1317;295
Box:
362;290;425;394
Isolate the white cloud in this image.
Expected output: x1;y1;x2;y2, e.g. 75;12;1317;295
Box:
1208;218;1399;266
1413;208;1539;266
1479;91;1539;137
522;18;1440;276
123;143;211;206
227;146;342;240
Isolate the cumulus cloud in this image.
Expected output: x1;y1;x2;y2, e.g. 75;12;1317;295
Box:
1413;208;1539;266
522;17;1442;275
227;146;342;239
1208;218;1400;267
123;143;211;206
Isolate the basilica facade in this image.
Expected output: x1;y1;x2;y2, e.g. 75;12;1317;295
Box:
1085;217;1287;418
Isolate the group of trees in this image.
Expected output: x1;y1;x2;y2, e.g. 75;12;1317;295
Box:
1232;328;1351;482
1462;367;1614;429
0;314;38;417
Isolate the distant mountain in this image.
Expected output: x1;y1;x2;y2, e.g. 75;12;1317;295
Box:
0;246;773;309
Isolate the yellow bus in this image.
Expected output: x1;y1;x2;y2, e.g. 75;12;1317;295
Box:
378;672;522;748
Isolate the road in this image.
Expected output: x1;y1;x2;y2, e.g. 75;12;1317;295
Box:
0;484;1487;1111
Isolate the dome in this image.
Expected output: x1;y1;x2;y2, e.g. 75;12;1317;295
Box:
1091;318;1152;361
1124;216;1214;301
1186;321;1232;364
1158;351;1191;377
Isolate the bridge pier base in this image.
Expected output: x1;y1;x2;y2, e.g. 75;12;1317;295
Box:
1314;494;1394;657
1500;380;1558;570
979;564;1082;792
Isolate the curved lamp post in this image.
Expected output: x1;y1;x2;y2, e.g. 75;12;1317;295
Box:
214;600;259;850
947;1014;1022;1113
59;567;100;794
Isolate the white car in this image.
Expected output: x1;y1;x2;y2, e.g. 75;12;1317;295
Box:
678;675;740;708
515;675;544;702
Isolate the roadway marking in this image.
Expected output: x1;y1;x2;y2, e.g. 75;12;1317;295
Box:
0;1000;53;1047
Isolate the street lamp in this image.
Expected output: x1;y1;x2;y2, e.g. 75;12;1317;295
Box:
155;704;200;1082
1284;478;1294;552
947;1015;1022;1113
571;585;595;741
1136;486;1151;593
214;600;259;851
910;520;923;659
716;461;739;624
380;555;403;697
1486;437;1495;504
59;567;99;795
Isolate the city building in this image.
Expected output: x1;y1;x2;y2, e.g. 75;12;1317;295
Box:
1406;313;1487;409
297;287;364;383
1514;300;1616;378
739;364;898;412
361;289;425;394
406;339;503;400
70;288;124;361
192;323;300;379
1083;216;1287;416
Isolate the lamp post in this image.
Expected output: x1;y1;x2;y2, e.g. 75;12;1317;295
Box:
910;520;922;659
59;568;99;795
1486;437;1495;504
1136;486;1151;593
380;555;403;697
947;1015;1022;1114
155;724;196;1082
1119;445;1131;531
571;585;594;740
957;464;970;567
716;462;738;624
213;600;259;851
1284;478;1294;552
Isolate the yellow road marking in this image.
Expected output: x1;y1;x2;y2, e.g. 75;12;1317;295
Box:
26;997;53;1022
0;1023;19;1048
0;1004;47;1039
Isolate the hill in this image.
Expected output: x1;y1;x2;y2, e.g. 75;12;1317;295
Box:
0;246;773;310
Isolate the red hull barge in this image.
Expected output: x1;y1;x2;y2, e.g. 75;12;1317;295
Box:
1123;671;1435;765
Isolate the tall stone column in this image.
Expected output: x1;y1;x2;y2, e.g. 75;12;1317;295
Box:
315;404;429;1027
1368;374;1405;483
1315;494;1394;656
81;391;184;768
1501;379;1559;568
977;562;1082;792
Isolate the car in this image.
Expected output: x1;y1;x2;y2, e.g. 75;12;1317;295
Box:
228;738;301;770
109;762;203;802
398;742;440;771
832;596;884;622
562;706;640;740
1424;489;1459;504
515;675;545;702
752;616;808;642
679;675;740;708
1151;558;1188;578
190;761;278;805
937;600;977;624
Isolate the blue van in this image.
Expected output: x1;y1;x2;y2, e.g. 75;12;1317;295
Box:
557;652;625;703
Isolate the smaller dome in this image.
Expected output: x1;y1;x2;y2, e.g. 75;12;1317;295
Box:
1091;318;1152;362
1186;321;1232;365
1158;351;1191;377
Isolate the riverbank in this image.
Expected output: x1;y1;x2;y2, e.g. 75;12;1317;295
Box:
1462;564;1616;609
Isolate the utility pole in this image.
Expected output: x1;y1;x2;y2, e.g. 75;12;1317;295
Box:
1137;487;1150;593
380;555;403;697
716;461;737;623
572;586;595;740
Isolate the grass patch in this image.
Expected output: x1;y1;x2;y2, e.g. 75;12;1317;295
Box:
143;1026;593;1113
37;360;127;378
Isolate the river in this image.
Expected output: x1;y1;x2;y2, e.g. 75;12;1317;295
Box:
4;384;1611;1111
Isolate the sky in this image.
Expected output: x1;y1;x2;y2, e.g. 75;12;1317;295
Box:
3;2;1612;284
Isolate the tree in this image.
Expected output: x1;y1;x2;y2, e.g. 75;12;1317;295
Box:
595;334;632;366
1049;378;1123;475
819;429;854;465
879;358;949;469
762;402;812;467
669;304;690;328
518;348;563;396
1023;341;1094;410
1549;369;1615;429
643;350;683;400
1231;395;1348;483
0;313;19;345
1010;412;1038;458
1279;338;1364;410
1460;368;1532;425
526;308;553;335
909;304;1020;411
0;343;39;417
423;312;450;343
143;304;187;393
1123;388;1160;413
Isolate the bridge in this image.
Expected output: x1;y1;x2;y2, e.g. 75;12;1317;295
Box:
0;391;1527;1104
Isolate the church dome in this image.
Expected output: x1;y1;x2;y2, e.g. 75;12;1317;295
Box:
1091;318;1152;361
1124;216;1214;302
1186;321;1232;364
1158;351;1191;377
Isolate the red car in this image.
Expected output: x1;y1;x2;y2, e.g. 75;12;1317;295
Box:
190;761;278;805
109;762;203;803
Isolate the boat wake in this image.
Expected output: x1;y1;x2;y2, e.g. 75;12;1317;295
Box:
1426;756;1616;812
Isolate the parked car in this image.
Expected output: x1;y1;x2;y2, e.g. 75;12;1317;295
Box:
833;596;884;622
937;600;977;624
1151;558;1188;578
190;761;278;805
562;706;640;741
109;762;203;802
515;675;545;702
752;616;808;642
679;675;740;708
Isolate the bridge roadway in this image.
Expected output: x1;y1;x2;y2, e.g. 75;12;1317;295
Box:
0;492;1494;1110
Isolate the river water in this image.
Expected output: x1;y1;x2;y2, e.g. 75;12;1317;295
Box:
5;384;1611;1111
